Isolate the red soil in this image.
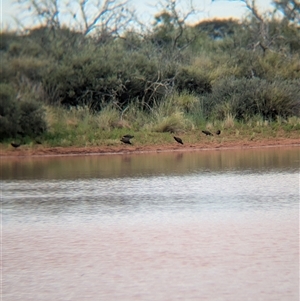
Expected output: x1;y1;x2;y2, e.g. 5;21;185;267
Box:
1;137;299;157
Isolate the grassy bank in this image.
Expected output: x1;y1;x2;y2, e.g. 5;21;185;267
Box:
2;104;299;150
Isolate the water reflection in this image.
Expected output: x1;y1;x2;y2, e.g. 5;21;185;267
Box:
1;147;299;226
1;146;299;180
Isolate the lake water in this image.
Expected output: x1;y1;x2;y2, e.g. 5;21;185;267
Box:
1;147;299;301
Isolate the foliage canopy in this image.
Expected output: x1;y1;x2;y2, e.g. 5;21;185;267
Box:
1;0;299;141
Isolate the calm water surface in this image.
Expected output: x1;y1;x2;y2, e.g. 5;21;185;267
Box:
1;147;299;301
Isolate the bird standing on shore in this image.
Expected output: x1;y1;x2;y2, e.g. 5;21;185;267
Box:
202;130;213;136
173;136;183;145
121;136;133;145
122;134;134;139
11;142;21;148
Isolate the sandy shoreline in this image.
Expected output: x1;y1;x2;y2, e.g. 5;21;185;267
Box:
1;137;299;158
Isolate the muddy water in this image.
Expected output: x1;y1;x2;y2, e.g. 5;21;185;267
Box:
1;147;299;301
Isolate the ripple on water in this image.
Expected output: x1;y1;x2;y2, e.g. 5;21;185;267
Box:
2;148;299;300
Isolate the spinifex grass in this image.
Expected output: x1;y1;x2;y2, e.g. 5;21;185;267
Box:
7;104;298;149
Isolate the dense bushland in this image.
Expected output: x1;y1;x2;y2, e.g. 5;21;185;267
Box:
1;0;299;144
0;83;47;140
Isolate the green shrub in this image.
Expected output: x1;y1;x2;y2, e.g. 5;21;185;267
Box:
0;83;47;140
18;100;47;137
0;32;18;52
0;84;20;140
11;57;48;81
42;43;174;110
95;105;121;130
176;66;212;94
173;91;199;112
152;111;191;133
205;77;300;120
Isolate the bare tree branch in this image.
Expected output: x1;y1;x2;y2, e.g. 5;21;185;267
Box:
213;0;272;52
75;0;133;36
15;0;134;37
155;0;199;50
16;0;61;28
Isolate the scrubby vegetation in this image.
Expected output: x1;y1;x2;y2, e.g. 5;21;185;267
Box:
1;0;299;147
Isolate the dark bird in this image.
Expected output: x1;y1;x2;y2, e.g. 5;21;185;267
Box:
122;134;134;139
120;137;132;145
11;142;21;148
215;130;221;135
202;130;213;136
173;136;183;145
